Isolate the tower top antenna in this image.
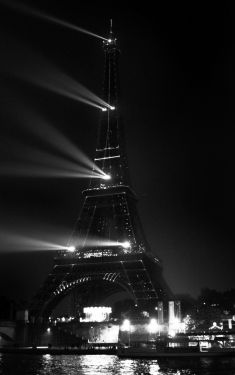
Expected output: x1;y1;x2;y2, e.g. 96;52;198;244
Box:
110;19;113;35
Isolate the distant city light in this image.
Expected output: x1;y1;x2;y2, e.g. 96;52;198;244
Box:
81;306;112;322
147;318;159;333
67;246;76;252
47;327;51;333
170;317;181;330
168;317;185;336
120;319;131;331
108;39;112;43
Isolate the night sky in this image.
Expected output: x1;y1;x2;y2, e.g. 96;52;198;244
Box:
0;0;234;301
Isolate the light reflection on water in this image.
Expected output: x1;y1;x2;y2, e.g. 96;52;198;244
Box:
1;354;235;375
118;358;161;375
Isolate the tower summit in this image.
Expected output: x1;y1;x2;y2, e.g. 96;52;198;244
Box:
30;27;172;320
91;22;129;189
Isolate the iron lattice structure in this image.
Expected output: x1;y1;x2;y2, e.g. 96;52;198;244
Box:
30;29;172;319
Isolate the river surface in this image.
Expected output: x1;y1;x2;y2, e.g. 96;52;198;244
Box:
1;354;235;375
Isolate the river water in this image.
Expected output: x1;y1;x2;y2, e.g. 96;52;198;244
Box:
1;354;235;375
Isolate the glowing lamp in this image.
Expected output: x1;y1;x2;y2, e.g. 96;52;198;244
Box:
120;319;131;331
101;107;108;112
147;318;159;333
122;241;130;249
108;39;112;43
67;246;76;252
110;106;115;110
47;327;51;333
102;174;111;180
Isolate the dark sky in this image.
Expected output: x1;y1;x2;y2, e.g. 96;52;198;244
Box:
0;0;234;301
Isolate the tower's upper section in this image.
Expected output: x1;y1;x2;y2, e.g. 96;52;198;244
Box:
102;22;118;109
85;25;131;195
65;24;155;258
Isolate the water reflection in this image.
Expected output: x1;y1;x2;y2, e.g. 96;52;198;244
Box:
39;354;54;374
0;354;235;375
79;355;117;375
119;358;161;375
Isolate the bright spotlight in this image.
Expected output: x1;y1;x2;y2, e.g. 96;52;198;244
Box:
147;318;159;334
101;107;107;112
108;39;112;43
102;174;111;180
67;246;75;252
110;106;115;110
122;241;130;249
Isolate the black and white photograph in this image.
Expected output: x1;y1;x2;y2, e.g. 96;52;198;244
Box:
0;1;234;374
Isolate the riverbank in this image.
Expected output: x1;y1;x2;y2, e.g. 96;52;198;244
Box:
0;346;117;355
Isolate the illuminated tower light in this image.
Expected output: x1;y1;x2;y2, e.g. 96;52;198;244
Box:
107;38;117;44
101;106;115;111
67;246;76;252
122;241;130;249
102;174;111;180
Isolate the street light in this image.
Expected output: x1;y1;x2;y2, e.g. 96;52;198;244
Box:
120;319;131;331
148;318;159;333
147;318;160;342
120;319;131;346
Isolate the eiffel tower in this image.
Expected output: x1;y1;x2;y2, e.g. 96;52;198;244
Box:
30;25;173;321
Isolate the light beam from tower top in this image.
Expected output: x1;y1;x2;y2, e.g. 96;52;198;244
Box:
103;19;117;46
0;0;111;42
